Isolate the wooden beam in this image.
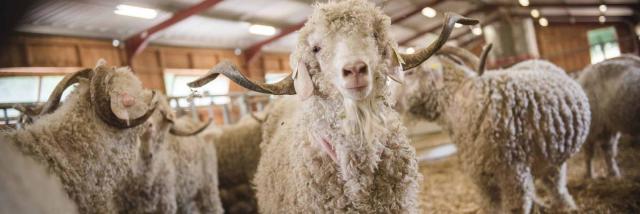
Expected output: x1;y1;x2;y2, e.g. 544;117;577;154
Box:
125;0;224;64
243;0;448;63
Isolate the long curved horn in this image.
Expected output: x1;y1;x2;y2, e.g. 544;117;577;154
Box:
477;43;493;76
399;13;479;70
90;66;158;129
170;119;212;136
39;68;93;115
438;45;480;69
188;61;296;95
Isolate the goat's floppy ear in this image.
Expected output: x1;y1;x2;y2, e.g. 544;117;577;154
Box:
292;60;313;101
386;46;404;83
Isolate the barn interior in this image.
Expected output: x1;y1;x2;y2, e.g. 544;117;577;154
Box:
0;0;639;213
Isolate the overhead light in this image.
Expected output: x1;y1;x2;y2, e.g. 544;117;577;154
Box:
530;9;540;18
406;47;415;54
114;4;158;19
454;23;462;28
599;4;607;13
472;27;482;35
599;15;606;23
249;24;277;36
539;17;548;27
112;39;120;47
421;7;437;18
519;0;530;7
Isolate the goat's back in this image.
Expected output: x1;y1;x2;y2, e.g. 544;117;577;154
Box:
578;55;640;135
450;69;591;165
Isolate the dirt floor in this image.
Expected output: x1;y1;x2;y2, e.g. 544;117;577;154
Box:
416;139;640;213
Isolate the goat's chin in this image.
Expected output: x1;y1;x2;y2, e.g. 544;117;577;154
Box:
340;85;372;101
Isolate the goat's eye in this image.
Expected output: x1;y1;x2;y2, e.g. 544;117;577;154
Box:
406;71;414;76
312;46;321;53
373;32;379;39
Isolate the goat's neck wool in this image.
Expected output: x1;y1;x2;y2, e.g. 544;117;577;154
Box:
303;96;394;205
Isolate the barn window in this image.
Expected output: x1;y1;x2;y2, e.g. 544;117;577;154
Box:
0;67;78;119
163;68;230;108
264;72;289;84
588;27;621;64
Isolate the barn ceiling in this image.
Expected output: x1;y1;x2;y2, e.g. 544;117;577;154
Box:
16;0;639;53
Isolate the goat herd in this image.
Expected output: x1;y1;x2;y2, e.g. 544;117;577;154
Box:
1;0;639;213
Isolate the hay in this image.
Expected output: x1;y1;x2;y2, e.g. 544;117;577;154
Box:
417;139;640;213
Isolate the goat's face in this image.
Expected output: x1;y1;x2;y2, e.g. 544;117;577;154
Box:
141;97;174;145
293;0;396;101
107;68;156;120
394;56;473;121
394;58;446;121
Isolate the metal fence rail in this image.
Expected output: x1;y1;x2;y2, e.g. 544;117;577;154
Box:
0;92;272;127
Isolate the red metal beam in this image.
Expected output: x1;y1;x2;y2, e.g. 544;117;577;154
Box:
400;1;640;46
243;0;447;63
458;35;483;48
399;5;490;45
243;21;305;64
449;13;501;41
391;0;446;24
125;0;224;64
492;2;638;8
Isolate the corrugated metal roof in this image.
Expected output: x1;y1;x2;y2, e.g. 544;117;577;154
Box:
15;0;638;52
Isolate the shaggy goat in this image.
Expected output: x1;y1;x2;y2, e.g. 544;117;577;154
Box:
0;60;158;213
136;93;221;214
0;137;78;214
394;46;590;213
188;0;478;212
577;54;640;178
201;112;266;214
167;115;223;214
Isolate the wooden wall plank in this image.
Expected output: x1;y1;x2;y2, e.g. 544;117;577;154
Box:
535;23;636;73
26;43;79;67
78;45;122;67
1;33;297;94
160;47;192;69
191;51;218;69
0;44;26;67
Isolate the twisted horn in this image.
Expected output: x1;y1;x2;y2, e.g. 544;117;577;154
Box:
249;112;269;123
477;43;493;76
90;66;158;129
188;61;296;95
399;13;479;70
39;68;93;115
438;45;480;69
14;104;41;116
170;119;212;136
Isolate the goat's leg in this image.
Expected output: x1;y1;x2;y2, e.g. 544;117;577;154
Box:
583;139;596;179
540;163;577;211
499;164;534;214
602;133;621;178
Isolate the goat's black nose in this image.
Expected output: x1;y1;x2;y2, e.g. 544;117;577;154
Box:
342;61;368;77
